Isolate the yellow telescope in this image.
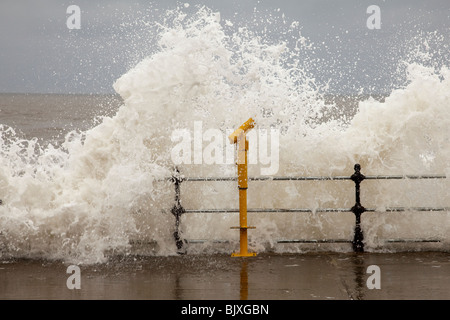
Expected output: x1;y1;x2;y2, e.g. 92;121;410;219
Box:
229;117;257;257
228;118;255;144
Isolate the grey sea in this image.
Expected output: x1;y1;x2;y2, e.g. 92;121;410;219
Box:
0;93;123;144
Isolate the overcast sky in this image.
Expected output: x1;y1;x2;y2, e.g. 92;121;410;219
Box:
0;0;449;94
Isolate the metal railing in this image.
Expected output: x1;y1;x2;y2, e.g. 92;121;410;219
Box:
168;164;447;253
0;164;446;255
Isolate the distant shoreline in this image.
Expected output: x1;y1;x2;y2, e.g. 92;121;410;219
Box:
0;92;388;101
0;92;122;98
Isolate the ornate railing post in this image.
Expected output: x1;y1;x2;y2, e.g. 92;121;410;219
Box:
171;168;186;254
351;164;366;252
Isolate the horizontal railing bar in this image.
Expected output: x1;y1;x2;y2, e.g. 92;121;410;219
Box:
185;239;230;244
249;176;350;181
277;239;441;244
184;207;449;214
160;174;446;182
184;209;238;213
385;239;441;243
364;174;447;180
181;239;353;244
183;239;353;244
183;177;236;181
277;239;352;243
129;238;442;245
161;176;350;182
247;208;353;213
379;207;450;212
184;208;353;213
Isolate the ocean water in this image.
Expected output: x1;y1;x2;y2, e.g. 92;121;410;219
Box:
0;7;449;264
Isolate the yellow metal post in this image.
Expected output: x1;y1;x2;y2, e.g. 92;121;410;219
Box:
229;118;257;257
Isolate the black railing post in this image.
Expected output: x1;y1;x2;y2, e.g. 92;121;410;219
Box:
351;164;366;252
171;168;186;254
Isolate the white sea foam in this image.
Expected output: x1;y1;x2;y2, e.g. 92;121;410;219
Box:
0;7;448;263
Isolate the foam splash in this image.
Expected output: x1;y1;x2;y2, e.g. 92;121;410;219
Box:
1;6;449;263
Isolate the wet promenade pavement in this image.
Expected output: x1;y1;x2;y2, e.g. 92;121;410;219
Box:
1;252;449;300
